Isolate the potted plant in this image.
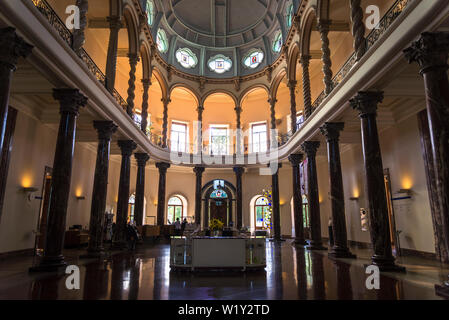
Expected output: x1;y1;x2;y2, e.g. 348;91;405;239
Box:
209;218;224;237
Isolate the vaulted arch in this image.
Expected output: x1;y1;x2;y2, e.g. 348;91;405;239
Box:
123;3;140;55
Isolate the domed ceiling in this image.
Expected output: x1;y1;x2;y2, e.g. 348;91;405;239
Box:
147;0;298;79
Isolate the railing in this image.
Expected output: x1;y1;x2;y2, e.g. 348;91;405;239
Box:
31;0;141;127
311;0;413;111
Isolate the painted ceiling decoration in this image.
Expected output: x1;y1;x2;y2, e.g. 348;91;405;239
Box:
146;0;298;79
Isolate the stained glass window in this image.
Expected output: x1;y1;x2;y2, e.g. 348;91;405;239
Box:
243;49;264;69
210;189;228;198
175;48;198;69
156;29;168;53
255;196;270;229
146;0;154;26
207;54;232;74
286;3;294;29
272;30;283;53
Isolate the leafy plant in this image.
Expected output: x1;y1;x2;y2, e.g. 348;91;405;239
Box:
209;218;224;231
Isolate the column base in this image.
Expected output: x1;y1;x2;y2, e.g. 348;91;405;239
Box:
79;248;106;259
306;240;327;251
292;238;308;246
435;282;449;299
328;247;357;259
367;255;406;273
29;255;67;273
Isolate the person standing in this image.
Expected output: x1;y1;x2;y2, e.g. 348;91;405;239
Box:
181;218;187;236
174;218;181;236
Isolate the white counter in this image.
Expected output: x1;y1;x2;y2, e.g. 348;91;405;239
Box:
170;237;266;271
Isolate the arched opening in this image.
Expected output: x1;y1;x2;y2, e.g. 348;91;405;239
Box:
167;194;188;224
202;179;236;229
127;193;147;225
249;194;272;236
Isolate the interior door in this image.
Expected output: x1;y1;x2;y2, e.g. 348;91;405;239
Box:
210;199;227;225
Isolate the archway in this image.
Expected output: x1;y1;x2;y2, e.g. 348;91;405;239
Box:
201;179;236;229
167;194;188;224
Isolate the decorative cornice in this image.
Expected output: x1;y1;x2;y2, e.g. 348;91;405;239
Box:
52;88;88;115
350;91;384;118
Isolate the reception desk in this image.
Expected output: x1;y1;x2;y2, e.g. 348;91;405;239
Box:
170;236;266;271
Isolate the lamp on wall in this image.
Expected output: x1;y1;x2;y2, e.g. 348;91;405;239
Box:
20;187;39;201
349;197;359;201
76;196;86;200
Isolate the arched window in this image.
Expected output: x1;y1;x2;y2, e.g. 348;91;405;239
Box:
146;0;154;26
207;54;232;74
167;196;184;224
272;30;283;53
128;194;136;223
286;3;294;29
254;196;271;230
243;49;264;69
175;48;198;69
156;29;169;53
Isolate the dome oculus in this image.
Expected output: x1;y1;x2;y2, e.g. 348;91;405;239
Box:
175;48;198;69
243;49;264;69
156;29;168;53
208;54;232;74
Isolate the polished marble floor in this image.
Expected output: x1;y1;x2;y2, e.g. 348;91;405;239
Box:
0;241;448;300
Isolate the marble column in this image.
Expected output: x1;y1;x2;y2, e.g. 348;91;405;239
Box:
320;122;355;259
0;27;32;171
86;121;117;257
350;91;404;272
140;79;151;133
404;32;449;293
126;53;140;117
301;55;313;119
235;105;242;154
193;166;205;226
32;89;87;271
113;140;137;249
72;0;88;54
156;162;170;226
233;166;244;229
134;153;150;227
288;153;307;245
105;16;122;93
196;105;204;153
350;0;367;60
288;80;297;133
271;163;282;241
269;98;277;148
318;20;333;95
161;98;170;148
301;141;326;250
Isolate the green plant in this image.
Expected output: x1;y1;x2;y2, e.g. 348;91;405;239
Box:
209;218;224;231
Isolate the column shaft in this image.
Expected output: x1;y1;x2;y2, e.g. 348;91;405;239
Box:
234;166;244;229
318;21;333;95
113;140;137;248
105;17;122;93
87;121;117;256
161;99;170;148
72;0;88;54
301;55;312;118
288;80;297;133
126;53;139;116
34;89;87;270
271;164;282;241
320;122;355;258
134;153;150;226
141;79;151;132
194;166;205;226
350;91;404;271
288;154;306;245
156;162;170;226
301;141;326;250
350;0;367;60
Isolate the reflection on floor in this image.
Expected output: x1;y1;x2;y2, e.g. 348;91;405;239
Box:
0;240;448;300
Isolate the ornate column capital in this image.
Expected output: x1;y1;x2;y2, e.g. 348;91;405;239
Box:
300;54;311;66
194;166;205;175
107;16;123;31
135;153;150;167
404;32;449;74
128;52;140;64
287;80;297;89
156;162;171;173
93;120;117;140
268;97;277;106
0;27;33;70
234;105;242;114
288;153;304;166
117;140;137;157
233;166;245;175
162;97;171;105
53;89;87;115
350;91;384;118
317;20;331;34
301;141;320;157
320;122;345;142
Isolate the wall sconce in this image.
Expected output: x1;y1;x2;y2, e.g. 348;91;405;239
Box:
349;197;359;201
76;196;86;200
394;189;412;200
20;187;39;201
